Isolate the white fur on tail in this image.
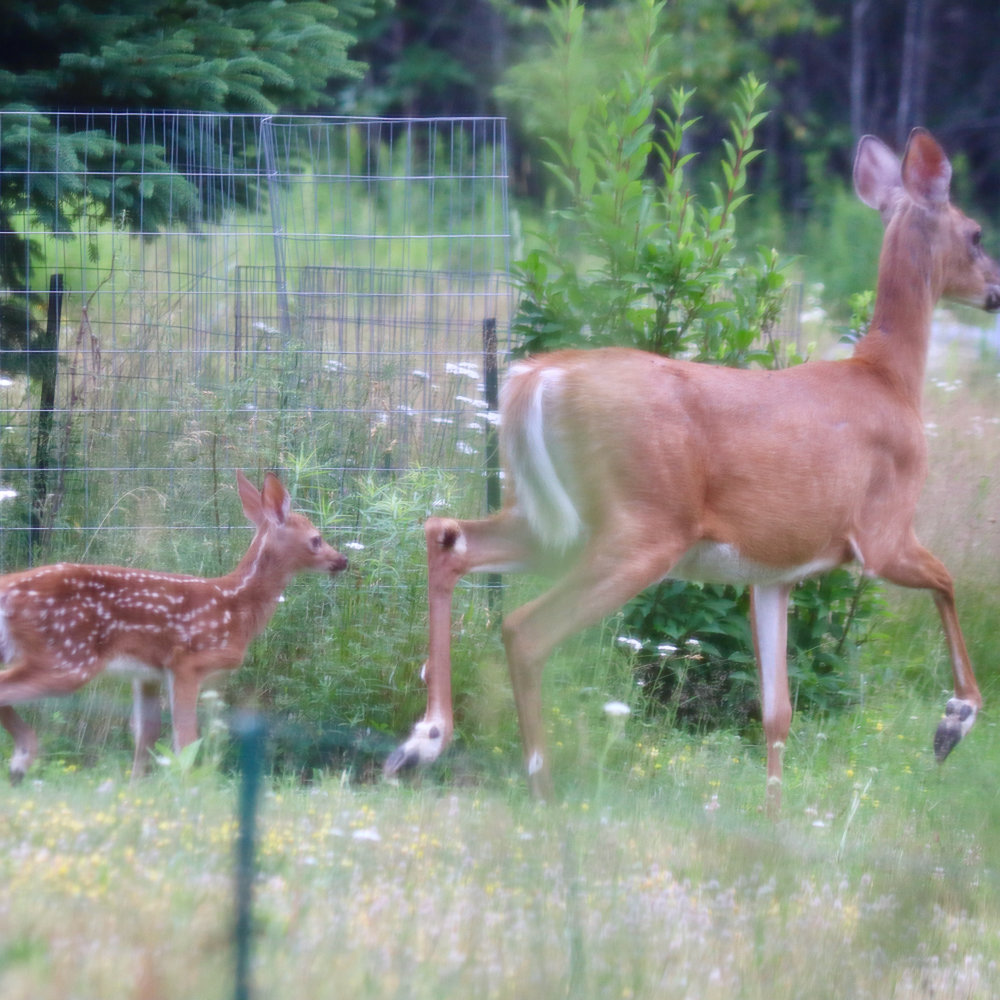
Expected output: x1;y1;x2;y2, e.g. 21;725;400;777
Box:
501;364;583;553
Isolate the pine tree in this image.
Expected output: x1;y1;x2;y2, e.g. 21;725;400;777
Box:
0;0;374;113
0;0;376;360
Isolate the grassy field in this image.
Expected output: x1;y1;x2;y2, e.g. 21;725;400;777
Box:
1;336;999;1000
3;683;1000;1000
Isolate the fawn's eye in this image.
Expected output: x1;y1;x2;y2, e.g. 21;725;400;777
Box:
971;228;982;247
311;535;322;550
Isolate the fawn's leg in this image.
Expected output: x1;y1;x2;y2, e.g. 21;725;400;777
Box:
131;679;163;777
1;705;39;784
0;662;87;783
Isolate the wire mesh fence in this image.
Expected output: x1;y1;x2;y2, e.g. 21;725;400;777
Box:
0;109;815;786
0;111;512;569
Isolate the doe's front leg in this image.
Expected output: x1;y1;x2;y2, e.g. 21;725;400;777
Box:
385;517;467;777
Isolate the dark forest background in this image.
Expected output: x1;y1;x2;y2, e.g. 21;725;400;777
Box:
355;0;1000;217
3;0;997;215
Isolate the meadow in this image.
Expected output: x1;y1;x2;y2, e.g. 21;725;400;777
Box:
5;97;1000;999
3;683;1000;1000
0;328;1000;1000
0;316;996;1000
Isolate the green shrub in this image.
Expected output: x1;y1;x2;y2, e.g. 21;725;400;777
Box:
508;0;881;728
800;181;882;322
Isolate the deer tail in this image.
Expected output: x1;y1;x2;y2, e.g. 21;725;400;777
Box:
501;362;583;553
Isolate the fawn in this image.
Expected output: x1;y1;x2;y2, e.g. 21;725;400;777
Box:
0;470;347;781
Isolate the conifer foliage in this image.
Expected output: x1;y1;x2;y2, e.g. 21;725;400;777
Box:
0;0;374;113
0;0;375;360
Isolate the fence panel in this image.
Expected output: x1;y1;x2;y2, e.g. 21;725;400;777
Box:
0;112;511;568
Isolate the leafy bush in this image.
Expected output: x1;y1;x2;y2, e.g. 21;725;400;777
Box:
508;0;881;728
512;35;787;363
620;569;885;731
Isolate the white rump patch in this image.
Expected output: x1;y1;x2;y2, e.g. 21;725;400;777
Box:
503;367;583;553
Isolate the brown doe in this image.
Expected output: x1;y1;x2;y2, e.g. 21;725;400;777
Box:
385;128;1000;811
0;471;348;781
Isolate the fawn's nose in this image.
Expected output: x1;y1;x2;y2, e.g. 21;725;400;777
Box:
330;552;349;574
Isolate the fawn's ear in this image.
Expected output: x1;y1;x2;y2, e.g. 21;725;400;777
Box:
237;470;266;527
259;472;292;526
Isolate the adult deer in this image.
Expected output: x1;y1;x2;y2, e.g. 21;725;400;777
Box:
385;128;1000;810
0;471;348;782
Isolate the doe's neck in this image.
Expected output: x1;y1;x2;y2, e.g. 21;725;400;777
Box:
852;215;938;405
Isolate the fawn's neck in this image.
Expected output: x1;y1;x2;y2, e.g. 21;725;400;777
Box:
215;533;293;633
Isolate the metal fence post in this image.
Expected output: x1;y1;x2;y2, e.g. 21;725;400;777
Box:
233;712;266;1000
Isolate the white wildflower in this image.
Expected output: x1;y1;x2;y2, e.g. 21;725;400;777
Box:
445;361;480;380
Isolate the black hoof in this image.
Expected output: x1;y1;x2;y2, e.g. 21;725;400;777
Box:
934;718;961;762
384;745;421;778
933;700;975;762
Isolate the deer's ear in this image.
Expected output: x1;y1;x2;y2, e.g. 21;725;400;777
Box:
260;472;291;526
853;134;902;214
901;127;952;206
236;470;266;527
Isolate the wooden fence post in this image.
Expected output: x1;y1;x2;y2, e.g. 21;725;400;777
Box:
30;273;63;542
482;318;502;619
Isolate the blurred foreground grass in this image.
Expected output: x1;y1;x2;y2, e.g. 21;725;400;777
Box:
2;682;1000;1000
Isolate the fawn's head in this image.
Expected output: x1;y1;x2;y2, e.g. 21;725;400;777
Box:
237;471;348;576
